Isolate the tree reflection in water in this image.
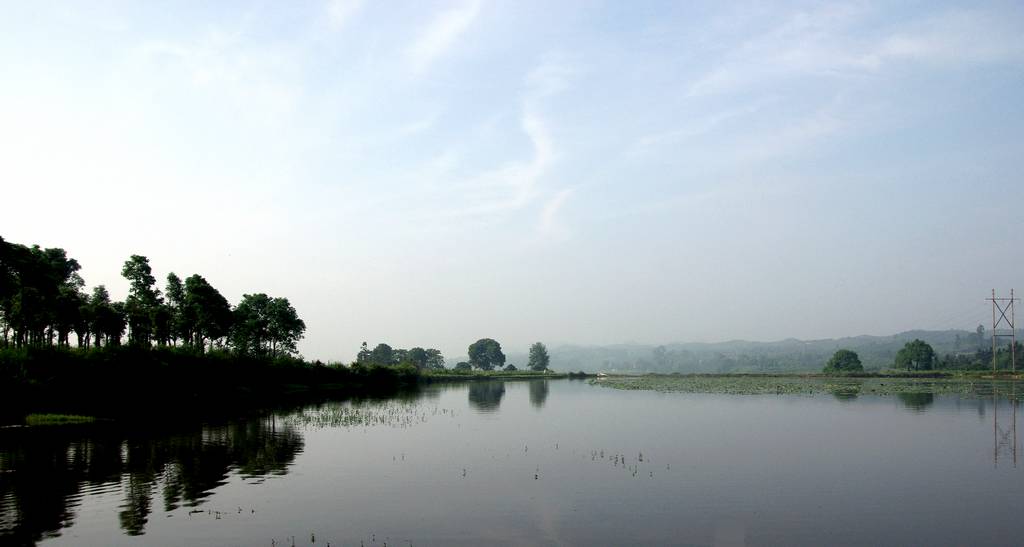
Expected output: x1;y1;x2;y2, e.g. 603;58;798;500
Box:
0;417;303;543
529;380;550;409
897;392;935;412
468;381;506;412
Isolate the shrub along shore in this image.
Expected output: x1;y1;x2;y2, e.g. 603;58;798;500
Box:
0;347;569;425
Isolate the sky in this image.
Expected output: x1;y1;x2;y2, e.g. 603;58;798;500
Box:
3;1;1024;362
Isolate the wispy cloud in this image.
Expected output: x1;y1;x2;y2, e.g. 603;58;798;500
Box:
628;99;773;157
444;111;554;217
326;0;364;30
866;9;1024;67
539;188;573;239
686;6;1024;97
407;1;481;75
525;52;575;100
132;31;301;128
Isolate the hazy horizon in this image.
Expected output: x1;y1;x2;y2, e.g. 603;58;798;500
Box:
4;1;1023;361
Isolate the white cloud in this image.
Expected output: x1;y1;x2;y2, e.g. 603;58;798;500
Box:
326;0;364;30
407;0;481;75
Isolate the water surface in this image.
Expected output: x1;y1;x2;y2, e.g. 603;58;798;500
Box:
2;379;1023;546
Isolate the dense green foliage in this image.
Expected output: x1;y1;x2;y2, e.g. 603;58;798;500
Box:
468;338;505;371
0;236;304;357
528;341;550;371
895;339;936;371
0;345;418;418
824;349;863;373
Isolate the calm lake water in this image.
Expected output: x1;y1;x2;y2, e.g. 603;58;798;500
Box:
2;379;1024;546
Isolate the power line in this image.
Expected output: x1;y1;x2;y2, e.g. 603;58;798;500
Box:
988;289;1019;373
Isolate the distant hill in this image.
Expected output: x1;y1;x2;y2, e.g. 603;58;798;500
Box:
500;329;1007;373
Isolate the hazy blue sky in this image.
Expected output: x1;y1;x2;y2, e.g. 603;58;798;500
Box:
3;1;1023;361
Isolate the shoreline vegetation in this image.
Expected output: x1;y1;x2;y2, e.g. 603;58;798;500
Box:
4;234;1021;424
0;346;564;426
0;235;562;425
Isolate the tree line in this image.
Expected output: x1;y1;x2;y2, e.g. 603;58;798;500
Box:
0;236;304;357
356;338;551;372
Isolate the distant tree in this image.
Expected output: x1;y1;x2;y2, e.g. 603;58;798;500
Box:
425;348;445;370
895;339;936;371
370;343;395;366
407;347;429;369
468;338;505;371
823;349;863;373
454;362;472;371
527;342;550;371
231;293;303;357
356;342;372;364
504;364;517;371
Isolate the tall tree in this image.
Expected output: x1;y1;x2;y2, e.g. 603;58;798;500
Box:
468;338;505;371
183;275;232;351
88;285;111;347
165;273;184;346
527;342;550;371
122;255;161;346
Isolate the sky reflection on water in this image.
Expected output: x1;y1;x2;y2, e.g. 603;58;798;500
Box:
1;379;1022;546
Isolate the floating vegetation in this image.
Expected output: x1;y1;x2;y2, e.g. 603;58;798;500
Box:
283;401;455;430
24;413;97;426
590;375;1024;401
